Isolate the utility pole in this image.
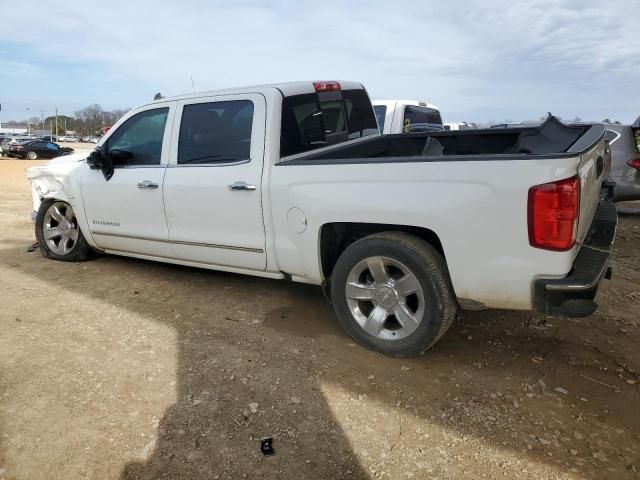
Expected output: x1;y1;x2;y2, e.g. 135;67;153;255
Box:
26;107;30;135
55;108;58;139
41;110;44;129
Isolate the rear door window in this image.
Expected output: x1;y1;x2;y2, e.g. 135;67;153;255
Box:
403;106;443;133
280;88;378;157
178;100;254;164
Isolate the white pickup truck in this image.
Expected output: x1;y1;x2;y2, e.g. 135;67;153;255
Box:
373;100;443;134
26;80;617;356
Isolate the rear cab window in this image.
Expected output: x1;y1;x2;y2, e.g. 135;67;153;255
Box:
403;105;443;133
280;87;379;158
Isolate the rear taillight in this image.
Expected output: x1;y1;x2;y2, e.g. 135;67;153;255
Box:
528;176;580;251
627;158;640;171
313;81;341;92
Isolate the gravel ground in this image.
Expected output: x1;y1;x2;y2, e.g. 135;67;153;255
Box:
0;158;638;480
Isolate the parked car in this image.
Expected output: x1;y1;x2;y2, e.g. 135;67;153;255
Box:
605;117;640;202
373;100;443;134
58;135;80;142
9;140;73;160
1;136;31;155
39;135;59;142
26;80;615;356
81;135;100;143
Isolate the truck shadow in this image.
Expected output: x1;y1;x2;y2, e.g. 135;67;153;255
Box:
0;247;637;479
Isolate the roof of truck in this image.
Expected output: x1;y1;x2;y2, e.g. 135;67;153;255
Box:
152;80;366;103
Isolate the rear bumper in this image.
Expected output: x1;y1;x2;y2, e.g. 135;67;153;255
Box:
534;200;617;317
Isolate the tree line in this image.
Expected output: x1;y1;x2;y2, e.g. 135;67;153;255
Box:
48;105;130;136
4;104;130;136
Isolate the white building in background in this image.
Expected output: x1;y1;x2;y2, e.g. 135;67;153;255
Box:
0;127;28;135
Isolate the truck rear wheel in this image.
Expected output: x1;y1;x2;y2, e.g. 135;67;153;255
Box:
330;232;456;356
35;199;93;262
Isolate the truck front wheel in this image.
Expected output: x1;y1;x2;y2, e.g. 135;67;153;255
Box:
35;199;93;262
331;232;456;356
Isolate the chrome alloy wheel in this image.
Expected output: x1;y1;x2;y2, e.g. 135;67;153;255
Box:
42;202;79;255
345;256;425;340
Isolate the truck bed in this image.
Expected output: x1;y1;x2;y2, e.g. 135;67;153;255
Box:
283;116;602;164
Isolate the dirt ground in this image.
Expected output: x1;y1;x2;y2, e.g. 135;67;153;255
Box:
0;157;639;480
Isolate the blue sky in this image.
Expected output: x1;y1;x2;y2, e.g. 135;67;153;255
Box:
0;0;638;124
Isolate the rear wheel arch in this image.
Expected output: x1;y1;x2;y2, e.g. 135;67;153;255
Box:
319;222;447;281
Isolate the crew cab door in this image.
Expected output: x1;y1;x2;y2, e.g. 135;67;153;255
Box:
163;93;267;270
81;102;176;257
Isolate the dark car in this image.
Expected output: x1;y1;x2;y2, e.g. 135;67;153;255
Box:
8;140;73;160
606;117;640;202
38;135;59;142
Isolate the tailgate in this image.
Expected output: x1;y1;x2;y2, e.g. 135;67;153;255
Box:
571;126;608;248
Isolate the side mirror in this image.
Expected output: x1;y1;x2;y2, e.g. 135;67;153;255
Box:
87;147;104;169
87;146;115;181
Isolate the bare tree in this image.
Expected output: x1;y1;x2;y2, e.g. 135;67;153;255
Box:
72;105;131;135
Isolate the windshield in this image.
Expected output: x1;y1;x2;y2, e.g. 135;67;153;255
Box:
374;105;387;131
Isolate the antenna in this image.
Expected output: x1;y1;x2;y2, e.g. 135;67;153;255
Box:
190;77;196;93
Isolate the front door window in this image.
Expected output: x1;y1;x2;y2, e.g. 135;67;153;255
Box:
107;108;169;166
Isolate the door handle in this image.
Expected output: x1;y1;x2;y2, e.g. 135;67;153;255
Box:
137;180;159;189
228;181;257;191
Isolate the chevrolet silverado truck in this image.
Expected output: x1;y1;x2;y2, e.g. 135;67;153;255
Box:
26;80;617;356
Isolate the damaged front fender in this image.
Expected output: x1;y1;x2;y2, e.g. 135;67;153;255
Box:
26;153;88;215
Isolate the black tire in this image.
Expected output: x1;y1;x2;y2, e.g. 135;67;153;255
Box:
331;231;457;356
35;199;93;262
26;151;38;160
